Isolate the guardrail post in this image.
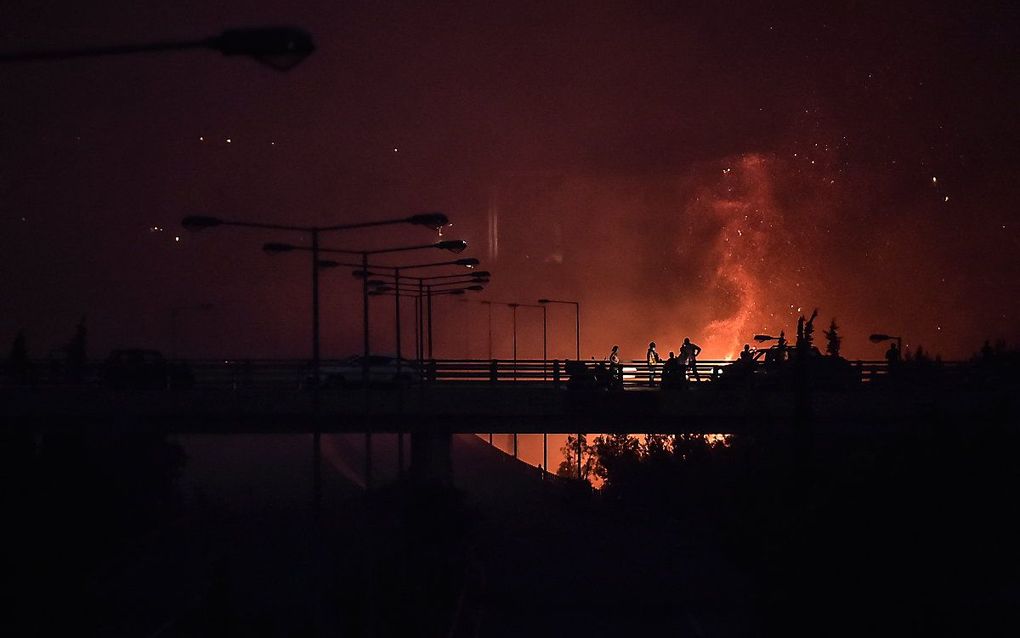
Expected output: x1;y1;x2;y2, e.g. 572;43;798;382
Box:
489;360;498;383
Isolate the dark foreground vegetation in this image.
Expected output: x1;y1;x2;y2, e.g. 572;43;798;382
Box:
2;403;1018;635
560;424;1020;635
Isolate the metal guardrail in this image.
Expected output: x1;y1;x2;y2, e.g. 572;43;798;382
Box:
0;357;978;390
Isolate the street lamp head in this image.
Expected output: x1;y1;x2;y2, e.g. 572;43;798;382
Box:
435;239;468;253
209;27;315;71
263;242;297;254
538;298;551;304
366;279;388;287
472;278;491;284
449;289;466;295
317;259;340;269
455;257;480;266
406;212;449;230
466;285;484;291
869;333;895;343
471;271;491;278
182;215;223;231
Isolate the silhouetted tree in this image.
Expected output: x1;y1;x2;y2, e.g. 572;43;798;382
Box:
642;433;671;458
591;434;641;485
672;433;715;464
823;319;842;357
557;434;596;480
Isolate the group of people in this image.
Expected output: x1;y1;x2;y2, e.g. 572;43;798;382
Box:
604;338;704;386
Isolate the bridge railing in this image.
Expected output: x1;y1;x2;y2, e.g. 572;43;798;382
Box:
2;357;977;390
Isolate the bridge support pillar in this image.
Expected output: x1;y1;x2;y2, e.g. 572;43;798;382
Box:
409;432;453;485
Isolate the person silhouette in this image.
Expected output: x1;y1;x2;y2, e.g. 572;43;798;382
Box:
661;351;679;388
885;341;901;366
980;339;994;360
679;337;702;382
607;345;621;365
646;341;661;386
739;343;754;363
607;345;622;385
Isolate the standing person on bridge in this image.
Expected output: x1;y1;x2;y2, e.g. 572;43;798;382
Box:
607;345;622;386
885;341;901;366
679;337;702;382
646;341;662;386
661;351;681;389
739;344;754;364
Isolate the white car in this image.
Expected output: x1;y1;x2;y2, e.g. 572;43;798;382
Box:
318;355;422;388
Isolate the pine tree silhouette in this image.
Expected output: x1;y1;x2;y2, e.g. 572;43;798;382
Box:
824;319;842;357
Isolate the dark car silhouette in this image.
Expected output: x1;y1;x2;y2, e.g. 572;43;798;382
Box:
311;355;422;389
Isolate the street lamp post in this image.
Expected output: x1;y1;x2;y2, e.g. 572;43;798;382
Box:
508;304;519;380
350;258;479;366
183;212;449;500
369;284;482;361
539;298;582;480
264;237;466;377
538;298;581;360
186;212;448;387
870;333;903;352
267;239;468;490
455;297;497;360
1;27;316;71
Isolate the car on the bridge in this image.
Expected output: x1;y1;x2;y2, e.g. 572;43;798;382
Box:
315;355;422;389
716;347;859;391
101;349;194;390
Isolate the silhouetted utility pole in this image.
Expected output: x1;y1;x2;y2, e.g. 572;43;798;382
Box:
184;212;450;504
578;434;583;480
539;298;581;360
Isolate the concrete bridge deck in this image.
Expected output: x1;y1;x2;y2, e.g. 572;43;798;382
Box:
3;384;1015;435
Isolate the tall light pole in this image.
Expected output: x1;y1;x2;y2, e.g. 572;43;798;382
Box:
266;239;469;490
509;304;519;380
264;238;467;376
480;301;547;378
540;298;583;480
484;301;493;359
869;333;904;368
1;27;316;71
369;284;483;360
348;258;480;364
183;212;449;499
184;212;449;387
538;298;581;360
459;298;496;360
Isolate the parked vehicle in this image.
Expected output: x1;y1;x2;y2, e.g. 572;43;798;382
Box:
717;348;859;390
315;355;421;388
101;349;194;390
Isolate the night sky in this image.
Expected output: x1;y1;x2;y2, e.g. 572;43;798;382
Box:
2;1;1017;361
